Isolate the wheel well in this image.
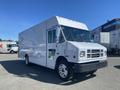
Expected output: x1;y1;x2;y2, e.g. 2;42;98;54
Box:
10;50;13;51
55;56;68;69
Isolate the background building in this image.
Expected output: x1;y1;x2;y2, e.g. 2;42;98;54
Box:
92;18;120;55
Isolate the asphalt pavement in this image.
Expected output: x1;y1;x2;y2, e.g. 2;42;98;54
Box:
0;54;120;90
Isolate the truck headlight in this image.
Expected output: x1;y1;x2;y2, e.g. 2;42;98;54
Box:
80;51;85;57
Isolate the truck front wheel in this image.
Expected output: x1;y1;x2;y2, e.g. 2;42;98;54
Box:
56;61;74;81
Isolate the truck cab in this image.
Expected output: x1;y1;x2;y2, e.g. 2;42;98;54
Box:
47;25;107;80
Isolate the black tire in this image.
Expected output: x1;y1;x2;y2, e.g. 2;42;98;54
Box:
25;55;30;65
56;60;74;81
10;50;14;54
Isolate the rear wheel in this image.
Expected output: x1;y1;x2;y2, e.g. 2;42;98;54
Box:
56;60;74;81
10;50;14;54
25;55;30;65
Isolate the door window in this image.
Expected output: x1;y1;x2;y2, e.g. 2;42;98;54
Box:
7;44;12;49
48;30;56;43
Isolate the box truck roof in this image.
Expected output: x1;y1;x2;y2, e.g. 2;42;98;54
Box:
55;16;88;30
20;16;88;34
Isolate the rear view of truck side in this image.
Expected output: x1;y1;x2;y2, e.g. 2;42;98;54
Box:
19;16;107;81
92;18;120;55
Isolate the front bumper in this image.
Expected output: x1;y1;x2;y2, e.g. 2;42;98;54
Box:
71;60;107;73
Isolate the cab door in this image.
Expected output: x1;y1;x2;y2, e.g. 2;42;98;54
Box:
47;29;57;69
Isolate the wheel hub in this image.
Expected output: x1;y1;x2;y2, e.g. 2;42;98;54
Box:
58;64;68;78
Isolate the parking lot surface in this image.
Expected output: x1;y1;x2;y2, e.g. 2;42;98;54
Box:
0;54;120;90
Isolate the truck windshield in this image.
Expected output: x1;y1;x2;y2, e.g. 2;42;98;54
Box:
61;26;91;42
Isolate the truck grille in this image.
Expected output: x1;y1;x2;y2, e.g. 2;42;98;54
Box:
87;49;103;58
91;54;100;58
91;50;100;53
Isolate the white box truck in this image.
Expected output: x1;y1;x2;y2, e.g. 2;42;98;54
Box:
0;41;18;53
19;16;107;81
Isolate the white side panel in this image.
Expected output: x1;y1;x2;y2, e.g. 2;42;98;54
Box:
19;22;47;66
0;43;7;53
100;32;110;50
